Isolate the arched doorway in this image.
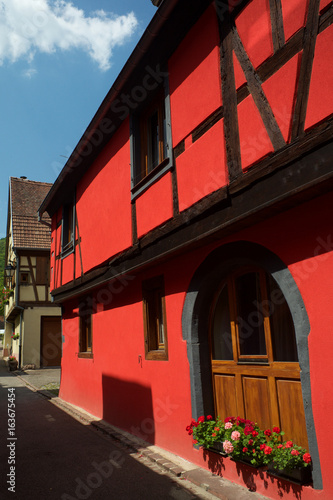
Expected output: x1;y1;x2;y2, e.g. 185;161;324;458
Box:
210;267;307;448
182;241;322;488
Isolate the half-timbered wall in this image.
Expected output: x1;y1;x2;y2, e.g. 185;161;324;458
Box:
49;0;333;290
47;0;333;497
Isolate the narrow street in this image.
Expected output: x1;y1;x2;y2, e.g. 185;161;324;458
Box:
0;362;221;500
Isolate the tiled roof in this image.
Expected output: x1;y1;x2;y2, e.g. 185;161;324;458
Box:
10;177;52;249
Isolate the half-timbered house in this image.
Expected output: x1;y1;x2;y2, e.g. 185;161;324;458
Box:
4;177;62;368
39;0;333;497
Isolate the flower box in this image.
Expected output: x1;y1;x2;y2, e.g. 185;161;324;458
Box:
267;463;312;485
210;442;227;455
231;457;264;469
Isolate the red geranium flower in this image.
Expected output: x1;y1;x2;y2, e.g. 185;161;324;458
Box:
285;441;293;448
188;428;193;435
272;427;280;433
248;439;253;445
303;453;311;464
212;433;216;437
214;427;220;431
252;430;258;437
260;444;266;451
264;429;272;437
244;426;252;435
264;446;272;455
252;449;256;454
193;439;197;444
242;447;248;453
207;415;213;420
198;416;205;423
291;449;299;456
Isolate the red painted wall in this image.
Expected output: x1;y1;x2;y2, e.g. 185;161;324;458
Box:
59;192;333;499
176;119;228;211
305;24;333;131
135;172;174;238
61;252;74;286
235;0;273;69
53;2;333;496
281;0;308;42
168;3;222;147
75;120;132;273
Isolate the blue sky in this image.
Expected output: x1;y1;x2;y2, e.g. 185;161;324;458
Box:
0;0;157;238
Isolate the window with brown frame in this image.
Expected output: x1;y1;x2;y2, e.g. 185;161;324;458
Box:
142;275;168;360
130;77;173;196
20;272;29;284
78;298;93;358
139;90;167;181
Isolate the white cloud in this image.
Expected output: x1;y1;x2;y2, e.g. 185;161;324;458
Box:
0;0;138;71
22;68;37;79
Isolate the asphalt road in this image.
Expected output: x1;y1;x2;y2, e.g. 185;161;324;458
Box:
0;365;219;500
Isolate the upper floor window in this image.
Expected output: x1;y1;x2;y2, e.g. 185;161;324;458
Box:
131;76;173;198
62;201;74;255
142;275;168;361
140;89;167;179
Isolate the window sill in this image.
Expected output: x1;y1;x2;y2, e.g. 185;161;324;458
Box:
78;352;93;359
131;157;172;200
145;350;168;361
61;244;74;259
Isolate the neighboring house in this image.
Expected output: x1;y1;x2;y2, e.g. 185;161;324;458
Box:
4;177;62;368
39;0;333;498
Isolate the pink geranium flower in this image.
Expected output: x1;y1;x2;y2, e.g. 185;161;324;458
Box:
223;440;234;454
224;422;233;429
231;431;241;441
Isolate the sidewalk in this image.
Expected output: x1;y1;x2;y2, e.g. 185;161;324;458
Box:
5;361;269;500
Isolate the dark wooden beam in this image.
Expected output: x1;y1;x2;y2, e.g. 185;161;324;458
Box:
219;18;242;180
51;139;333;303
230;117;333;193
269;0;285;52
232;27;286;151
171;166;180;217
291;0;321;140
131;201;138;245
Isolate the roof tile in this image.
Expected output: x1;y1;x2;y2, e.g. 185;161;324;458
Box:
10;177;52;249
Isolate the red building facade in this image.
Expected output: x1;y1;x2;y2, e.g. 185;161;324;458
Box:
40;0;333;498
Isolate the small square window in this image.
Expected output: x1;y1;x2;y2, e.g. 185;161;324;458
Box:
78;298;93;358
20;272;29;284
142;276;168;361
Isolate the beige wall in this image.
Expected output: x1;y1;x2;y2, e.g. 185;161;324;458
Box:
3;316;20;360
22;307;62;367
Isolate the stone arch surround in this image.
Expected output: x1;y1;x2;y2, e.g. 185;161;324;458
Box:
182;241;322;489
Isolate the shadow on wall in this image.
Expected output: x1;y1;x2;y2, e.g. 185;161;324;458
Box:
102;374;155;445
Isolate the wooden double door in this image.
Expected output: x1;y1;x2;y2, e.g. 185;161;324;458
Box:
210;268;308;448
